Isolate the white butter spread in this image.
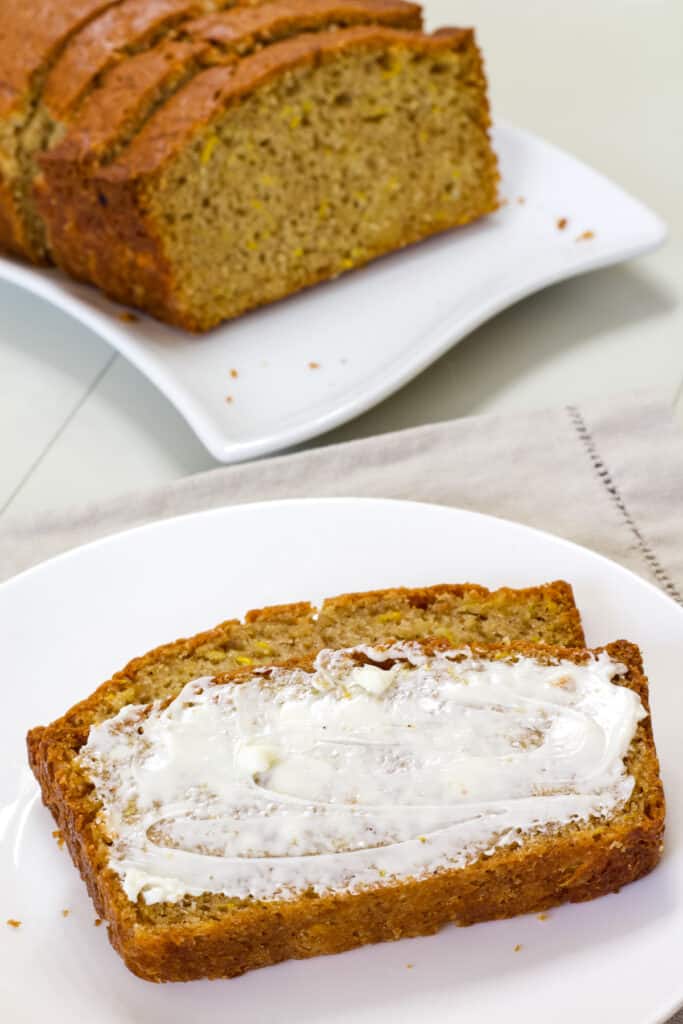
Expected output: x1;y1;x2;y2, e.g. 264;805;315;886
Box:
78;643;646;905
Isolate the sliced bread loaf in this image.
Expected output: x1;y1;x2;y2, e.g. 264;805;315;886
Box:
0;0;420;263
28;634;664;981
37;23;498;329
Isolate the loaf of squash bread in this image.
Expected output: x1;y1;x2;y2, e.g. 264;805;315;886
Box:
9;0;422;263
36;18;498;329
27;629;664;982
1;2;497;329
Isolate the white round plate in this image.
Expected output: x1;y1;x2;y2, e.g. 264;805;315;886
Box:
0;124;666;463
1;498;681;1023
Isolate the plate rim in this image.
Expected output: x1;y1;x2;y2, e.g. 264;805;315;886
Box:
2;495;682;1024
2;495;679;623
0;122;668;463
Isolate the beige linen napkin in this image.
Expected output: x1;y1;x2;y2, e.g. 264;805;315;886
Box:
1;391;682;602
2;390;682;1022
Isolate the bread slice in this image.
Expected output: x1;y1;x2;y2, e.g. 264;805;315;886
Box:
27;633;664;982
36;23;498;330
28;580;584;746
0;0;121;259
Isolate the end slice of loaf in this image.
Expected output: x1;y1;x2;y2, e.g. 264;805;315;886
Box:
37;23;499;330
17;0;221;262
28;580;584;745
0;0;120;259
27;634;664;982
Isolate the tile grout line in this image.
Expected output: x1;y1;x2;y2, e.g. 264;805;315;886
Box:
0;352;119;518
673;368;683;414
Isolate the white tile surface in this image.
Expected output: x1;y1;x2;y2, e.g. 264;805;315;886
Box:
1;0;682;519
0;280;113;512
7;354;216;515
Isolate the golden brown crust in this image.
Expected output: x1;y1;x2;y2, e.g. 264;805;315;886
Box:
0;0;120;117
0;178;28;259
27;635;664;982
37;24;493;329
42;0;207;120
187;0;422;47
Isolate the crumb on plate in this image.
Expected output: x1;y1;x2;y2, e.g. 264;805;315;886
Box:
556;217;568;230
94;918;103;927
406;963;414;969
6;919;21;929
52;829;65;849
62;909;70;918
537;913;549;921
576;230;595;242
516;196;526;205
229;368;239;379
225;395;234;404
308;361;320;370
513;943;522;952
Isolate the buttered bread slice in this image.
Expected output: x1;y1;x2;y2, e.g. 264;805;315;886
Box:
28;636;663;981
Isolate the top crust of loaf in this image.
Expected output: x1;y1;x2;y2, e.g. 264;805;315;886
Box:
0;0;120;117
41;0;207;120
186;0;422;44
27;633;664;983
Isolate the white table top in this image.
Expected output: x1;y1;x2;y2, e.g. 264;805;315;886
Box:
1;0;681;521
